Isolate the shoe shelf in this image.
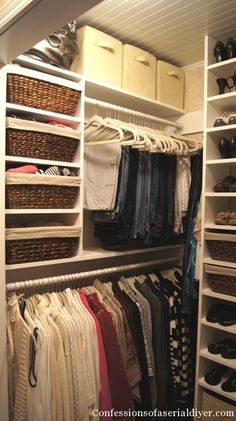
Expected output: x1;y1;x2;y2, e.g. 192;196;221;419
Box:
5;208;81;215
201;318;236;335
5;156;81;169
195;35;236;412
198;377;236;402
200;348;236;370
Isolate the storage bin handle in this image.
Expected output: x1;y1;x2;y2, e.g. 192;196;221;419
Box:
135;55;150;66
95;40;115;53
167;70;180;79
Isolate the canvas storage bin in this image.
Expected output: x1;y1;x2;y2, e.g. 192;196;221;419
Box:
6;173;80;209
156;60;184;109
122;44;156;99
6;225;81;264
205;264;236;296
71;26;122;87
205;231;236;263
6;117;80;162
201;391;235;420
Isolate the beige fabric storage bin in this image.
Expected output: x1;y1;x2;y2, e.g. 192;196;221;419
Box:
201;391;235;420
156;60;184;109
71;26;122;87
122;44;156;99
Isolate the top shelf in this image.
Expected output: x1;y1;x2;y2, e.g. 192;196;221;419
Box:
13;55;185;119
208;57;236;76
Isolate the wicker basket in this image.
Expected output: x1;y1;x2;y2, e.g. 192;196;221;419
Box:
205;264;236;296
6;173;80;209
6;117;80;162
7;73;81;115
205;232;236;263
6;226;81;264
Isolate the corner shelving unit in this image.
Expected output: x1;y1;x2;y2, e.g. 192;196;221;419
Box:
194;35;236;414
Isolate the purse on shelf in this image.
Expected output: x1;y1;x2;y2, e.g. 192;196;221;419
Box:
24;21;79;69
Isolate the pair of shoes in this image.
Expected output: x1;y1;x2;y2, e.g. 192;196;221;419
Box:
218;137;236;158
216;72;236;95
205;365;228;385
214;38;236;63
222;370;236;392
213;176;236;192
206;304;236;326
208;339;236;359
214;111;236;127
215;209;236;225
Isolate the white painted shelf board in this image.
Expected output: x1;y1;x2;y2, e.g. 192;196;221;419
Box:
208;57;236;72
199;377;236;401
5;208;80;214
81;244;182;261
207;91;236;108
200;348;236;370
6;103;81;126
204;223;236;231
205;193;236;197
206;158;236;165
14;55;83;82
207;124;236;134
85;80;185;118
5;255;81;270
201;318;236;335
5;156;80;168
204;257;236;269
202;288;236;303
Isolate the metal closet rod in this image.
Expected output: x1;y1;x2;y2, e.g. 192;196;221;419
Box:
6;257;178;293
85;96;182;131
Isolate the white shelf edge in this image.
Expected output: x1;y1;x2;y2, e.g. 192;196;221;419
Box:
201;318;236;335
5;256;81;270
202;288;236;303
199;377;236;401
207;124;236;133
204;257;236;269
200;348;236;370
207;91;236;103
206;158;236;165
208;57;236;71
204;224;236;231
5;155;81;169
5;208;80;214
205;193;236;197
6;103;81;125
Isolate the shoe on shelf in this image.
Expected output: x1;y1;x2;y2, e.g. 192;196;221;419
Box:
215;209;231;225
229;136;236;158
229;211;236;226
205;365;228;386
206;303;224;323
213;41;227;63
208;339;236;355
216;78;230;95
221;370;236;392
218;305;236;326
213;111;236;127
218;137;232;159
226;38;236;60
221;342;236;359
213;176;236;192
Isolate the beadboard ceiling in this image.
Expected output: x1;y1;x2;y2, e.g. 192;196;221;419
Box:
76;0;236;67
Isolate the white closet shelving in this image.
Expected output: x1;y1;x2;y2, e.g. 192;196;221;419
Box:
195;35;236;412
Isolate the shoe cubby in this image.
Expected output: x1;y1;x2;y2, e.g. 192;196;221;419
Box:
204;196;236;226
205;164;236;193
206;132;236;161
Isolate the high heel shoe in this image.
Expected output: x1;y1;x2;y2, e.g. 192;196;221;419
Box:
214;41;227;62
226;37;236;59
229;136;236;158
218;137;231;158
216;78;230;94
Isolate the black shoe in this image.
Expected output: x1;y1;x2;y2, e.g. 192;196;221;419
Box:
208;339;236;355
205;365;228;386
221;344;236;359
218;305;236;326
214;41;227;63
218;137;232;159
206;304;223;323
229;136;236;158
221;371;236;392
226;38;236;60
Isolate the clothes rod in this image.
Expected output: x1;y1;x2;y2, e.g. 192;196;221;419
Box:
85;96;182;131
6;257;179;293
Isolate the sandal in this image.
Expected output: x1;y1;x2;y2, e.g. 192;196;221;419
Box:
213;176;236;192
215;209;230;225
